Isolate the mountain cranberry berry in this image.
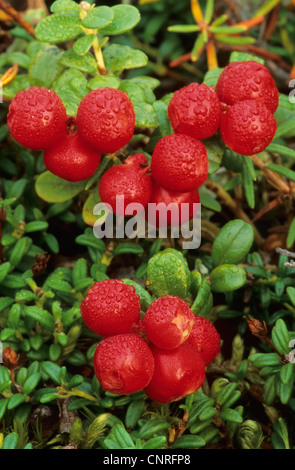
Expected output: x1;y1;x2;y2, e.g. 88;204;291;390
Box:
220;100;277;156
43;132;101;182
151;134;208;192
94;334;154;394
168;83;221;140
146;178;200;227
99;154;152;216
144;342;205;403
143;295;195;349
80;279;140;337
187;316;221;366
76;87;136;153
7;86;67;150
216;61;279;114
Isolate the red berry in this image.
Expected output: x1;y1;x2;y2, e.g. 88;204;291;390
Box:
187;316;221;366
99;154;152;216
146;178;200;227
216;61;279;114
220;100;277;156
43;133;101;182
144;342;205;403
7;86;67;150
151;134;208;192
76;88;136;153
143;295;195;349
80;279;140;337
168;83;221;140
94;334;154;394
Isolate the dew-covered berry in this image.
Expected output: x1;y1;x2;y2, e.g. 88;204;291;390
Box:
220;100;277;155
168;83;221;140
143;295;195;349
80;279;141;337
216;61;279;114
76;88;136;153
7;86;67;150
94;334;154;394
43;133;101;182
151;134;208;192
187;316;221;366
99;153;152;216
144;342;205;403
146;178;200;227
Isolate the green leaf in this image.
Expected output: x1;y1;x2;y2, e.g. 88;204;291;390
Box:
271;319;290;355
171;435;205;448
215;35;256;45
152;100;173;137
266;163;295;183
99;5;140;35
249;352;281;368
8;393;26;410
142;436;167;449
278;374;295;404
75;232;105;252
210;264;247;293
205;136;225;175
138;419;170;439
15;290;38;302
22;373;42;395
113;243;144;257
2;75;30;100
168;24;200;33
25;221;49;233
191;278;212;317
242;159;255;208
51;0;80;12
53;68;88;116
203;67;223;87
205;0;215;23
0;297;15;312
60;49;97;74
219;408;243;424
125;399;145;430
41;361;62;384
104;44;148;75
255;0;281;17
81;6;113;29
147;248;191;299
199;188;221;212
88;74;120;90
36;171;86;203
73;34;95;56
280;363;294;385
35;13;82;43
29;46;64;88
287;286;295;307
212;220;254;267
24;306;55;331
267;143;295;159
2;432;19;449
6;51;31;69
0;262;11;283
121;279;153;311
274;120;295;140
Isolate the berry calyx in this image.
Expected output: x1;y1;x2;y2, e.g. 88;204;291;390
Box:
76;87;136;153
93;334;154;394
7;86;67;150
99;154;152;216
216;61;279;114
168;83;221;140
220;100;277;156
144;342;205;403
43;132;101;182
143;295;195;349
187;316;221;366
151;134;208;192
80;279;140;337
146;178;200;227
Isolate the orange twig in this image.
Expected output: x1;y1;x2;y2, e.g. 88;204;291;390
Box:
191;0;203;24
169;52;193;68
235;15;265;30
0;0;35;38
206;40;218;70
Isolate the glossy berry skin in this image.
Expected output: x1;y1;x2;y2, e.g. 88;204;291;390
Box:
144;342;205;403
220;100;277;156
151;134;208;192
143;295;195;349
80;279;140;337
216;61;279;114
168;83;221;140
187;316;221;366
99;154;152;216
76;88;136;153
7;86;67;150
43;133;101;182
93;334;154;394
146;179;200;227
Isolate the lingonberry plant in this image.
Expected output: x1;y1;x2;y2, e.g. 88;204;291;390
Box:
0;0;295;453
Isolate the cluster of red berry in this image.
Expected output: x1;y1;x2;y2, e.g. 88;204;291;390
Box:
99;61;279;226
7;86;136;182
80;279;220;403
